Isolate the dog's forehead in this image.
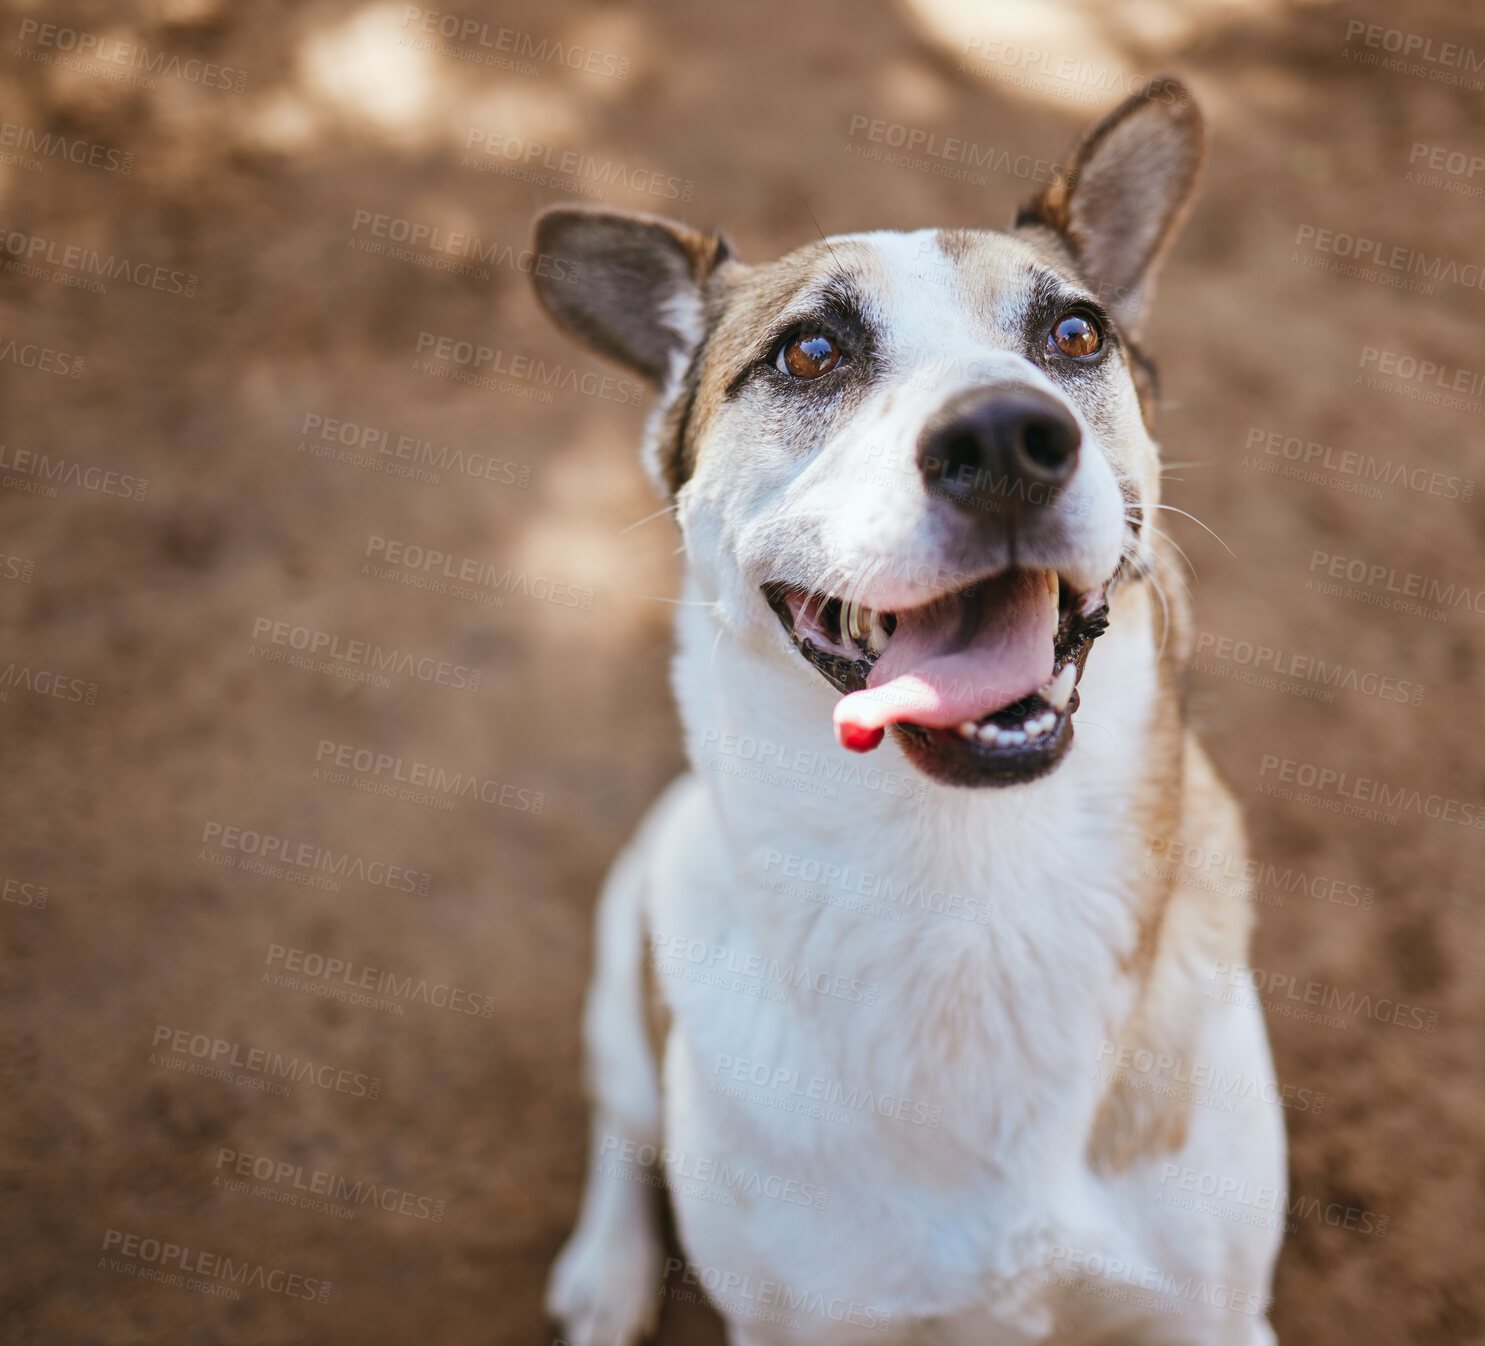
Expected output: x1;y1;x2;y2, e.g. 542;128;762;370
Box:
713;227;1085;346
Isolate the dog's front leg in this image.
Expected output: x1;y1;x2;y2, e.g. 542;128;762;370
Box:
546;820;669;1346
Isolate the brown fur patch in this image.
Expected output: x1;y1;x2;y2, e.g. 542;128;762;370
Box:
642;944;673;1073
1086;547;1258;1173
667;238;893;494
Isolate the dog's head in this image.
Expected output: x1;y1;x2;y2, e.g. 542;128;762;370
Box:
532;79;1202;789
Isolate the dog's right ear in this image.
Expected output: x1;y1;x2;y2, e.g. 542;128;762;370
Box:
1017;76;1203;335
530;206;731;388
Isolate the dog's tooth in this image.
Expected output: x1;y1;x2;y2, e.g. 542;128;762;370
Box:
1025;718;1045;739
958;720;980;739
868;611;891;653
1000;728;1027;746
1042;664;1076;712
977;722;1000;744
1046;571;1060;609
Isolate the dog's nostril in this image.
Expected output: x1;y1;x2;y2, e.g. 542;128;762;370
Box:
937;432;981;485
1019;416;1077;474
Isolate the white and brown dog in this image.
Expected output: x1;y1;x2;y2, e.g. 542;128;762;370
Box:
532;78;1286;1346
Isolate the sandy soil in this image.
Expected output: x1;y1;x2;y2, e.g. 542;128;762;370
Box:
1;0;1482;1341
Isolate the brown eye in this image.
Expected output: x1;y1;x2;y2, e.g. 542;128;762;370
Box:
1050;311;1102;358
779;332;841;379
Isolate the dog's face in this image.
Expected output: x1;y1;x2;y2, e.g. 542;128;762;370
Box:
533;80;1203;788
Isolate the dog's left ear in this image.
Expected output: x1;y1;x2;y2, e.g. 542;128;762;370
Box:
530;206;731;388
1018;76;1203;334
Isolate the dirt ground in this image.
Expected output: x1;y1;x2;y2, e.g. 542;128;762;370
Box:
1;0;1482;1341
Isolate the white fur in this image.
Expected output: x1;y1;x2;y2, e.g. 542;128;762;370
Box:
548;231;1284;1345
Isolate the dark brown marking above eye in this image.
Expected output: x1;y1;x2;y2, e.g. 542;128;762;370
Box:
779;331;841;379
1050;310;1102;358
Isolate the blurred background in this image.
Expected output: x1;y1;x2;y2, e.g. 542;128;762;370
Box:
1;0;1482;1341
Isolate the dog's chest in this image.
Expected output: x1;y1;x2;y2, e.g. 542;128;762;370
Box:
662;988;1112;1341
652;818;1139;1334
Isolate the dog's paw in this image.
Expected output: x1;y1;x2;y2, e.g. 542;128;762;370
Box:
545;1218;663;1346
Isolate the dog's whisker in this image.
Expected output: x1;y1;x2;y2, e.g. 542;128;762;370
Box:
1132;517;1200;584
1133;503;1237;558
1147;568;1173;660
1067;714;1118;747
619;503;678;535
641;596;722;608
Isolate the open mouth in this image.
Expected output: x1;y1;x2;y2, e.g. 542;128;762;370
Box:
763;570;1109;787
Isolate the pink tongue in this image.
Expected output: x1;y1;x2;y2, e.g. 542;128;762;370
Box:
834;570;1054;751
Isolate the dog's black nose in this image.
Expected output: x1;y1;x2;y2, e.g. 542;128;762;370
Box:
917;386;1081;516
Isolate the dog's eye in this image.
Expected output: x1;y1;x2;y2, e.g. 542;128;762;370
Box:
778;332;841;379
1050;311;1102;358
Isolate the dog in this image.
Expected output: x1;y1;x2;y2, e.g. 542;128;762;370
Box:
531;78;1286;1346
